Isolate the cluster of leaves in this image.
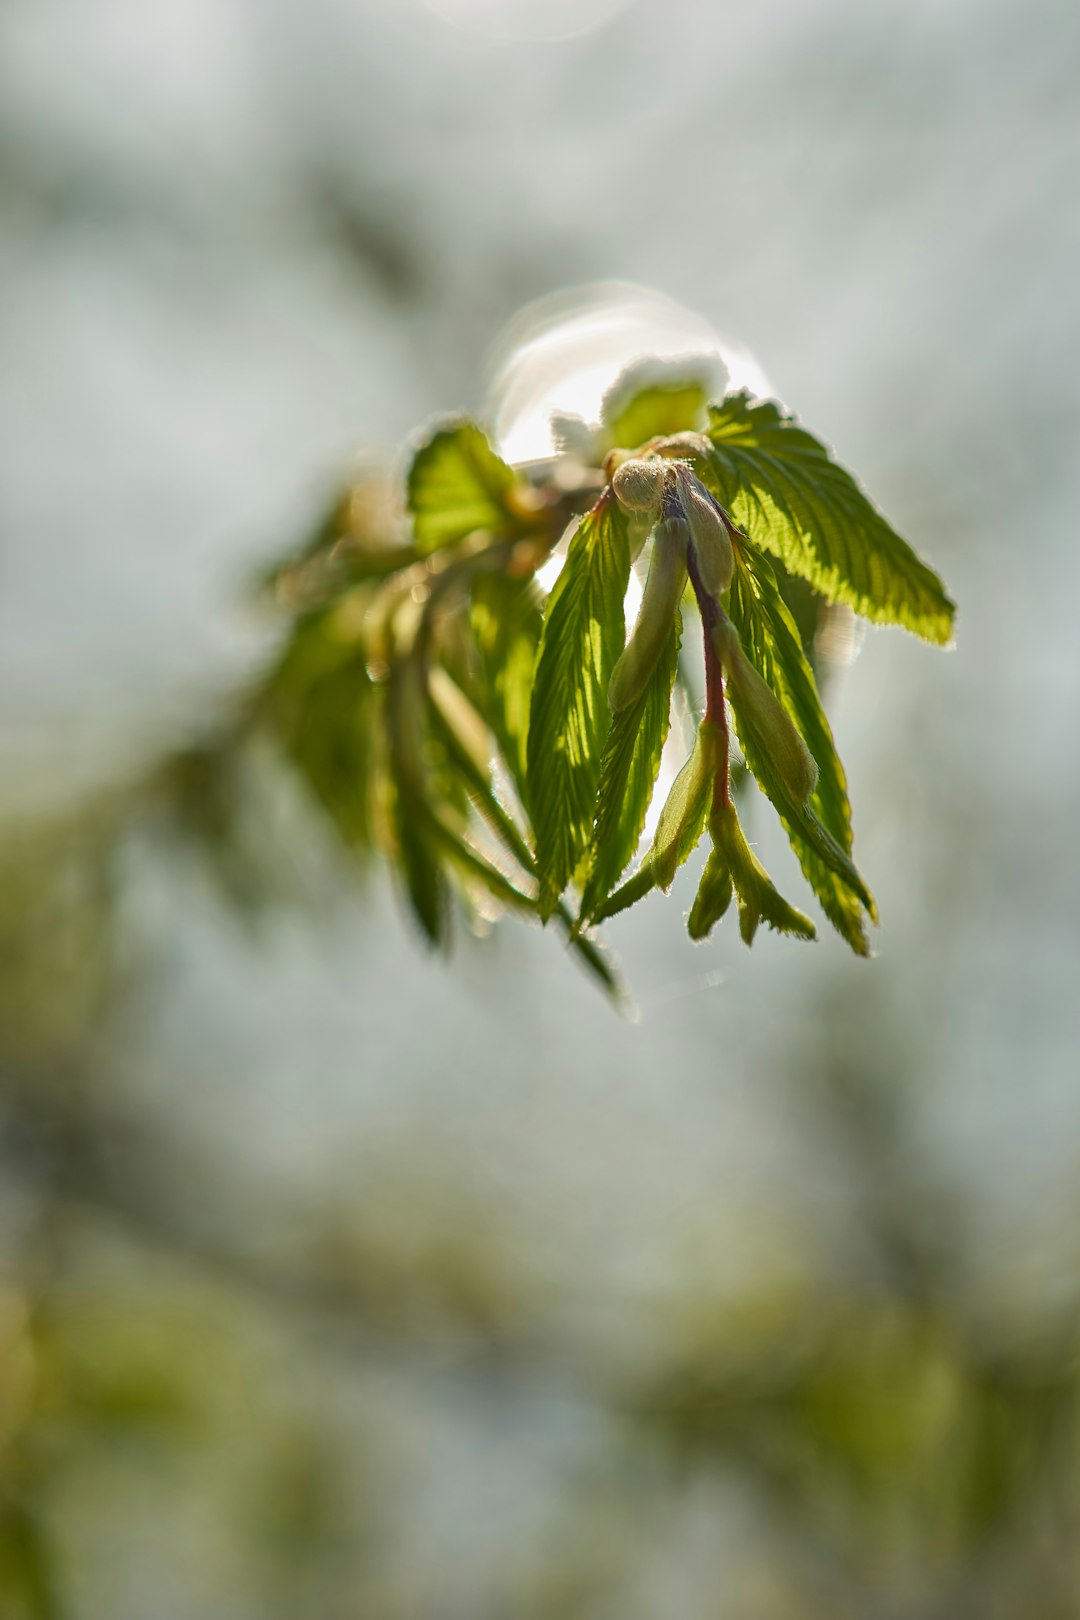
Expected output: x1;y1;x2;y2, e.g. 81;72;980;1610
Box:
236;379;953;1003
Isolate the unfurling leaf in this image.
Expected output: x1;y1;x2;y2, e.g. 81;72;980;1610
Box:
602;376;709;452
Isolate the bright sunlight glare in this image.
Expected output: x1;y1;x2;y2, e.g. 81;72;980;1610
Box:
488;282;772;465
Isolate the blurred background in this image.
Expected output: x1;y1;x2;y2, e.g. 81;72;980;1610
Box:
2;0;1080;1614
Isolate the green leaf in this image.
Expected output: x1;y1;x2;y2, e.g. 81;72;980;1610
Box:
726;538;876;953
262;609;378;855
579;613;679;922
728;543;850;850
385;657;448;945
407;420;522;554
527;494;631;918
603;379;708;451
469;571;543;793
392;793;447;947
705;392;955;644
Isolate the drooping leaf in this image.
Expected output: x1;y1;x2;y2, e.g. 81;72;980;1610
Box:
705;392;955;644
579;613;679;921
727;543;849;847
385;656;448;945
527;495;631;918
726;537;876;953
425;685;627;1003
261;608;379;855
469;571;543;793
407;420;523;554
426;811;535;916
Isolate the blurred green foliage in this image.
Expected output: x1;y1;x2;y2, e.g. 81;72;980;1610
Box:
3;791;1080;1618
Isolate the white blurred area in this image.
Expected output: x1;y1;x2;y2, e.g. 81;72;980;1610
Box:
421;0;633;44
488;282;769;462
2;0;1080;1611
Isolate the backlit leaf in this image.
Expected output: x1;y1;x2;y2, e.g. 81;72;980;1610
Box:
469;571;543;794
407;420;523;554
527;495;631;918
604;380;708;452
579;614;679;922
706;392;955;644
726;536;876;953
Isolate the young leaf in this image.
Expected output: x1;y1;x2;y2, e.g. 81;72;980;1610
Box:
579;614;679;922
527;495;631;918
603;379;708;452
726;537;876;953
705;392;955;644
407;420;523;554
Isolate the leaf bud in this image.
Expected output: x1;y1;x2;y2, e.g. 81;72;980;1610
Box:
675;467;733;598
651;431;713;459
608;516;688;712
709;800;816;946
687;848;733;940
611;457;668;515
650;720;720;891
712;620;818;805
